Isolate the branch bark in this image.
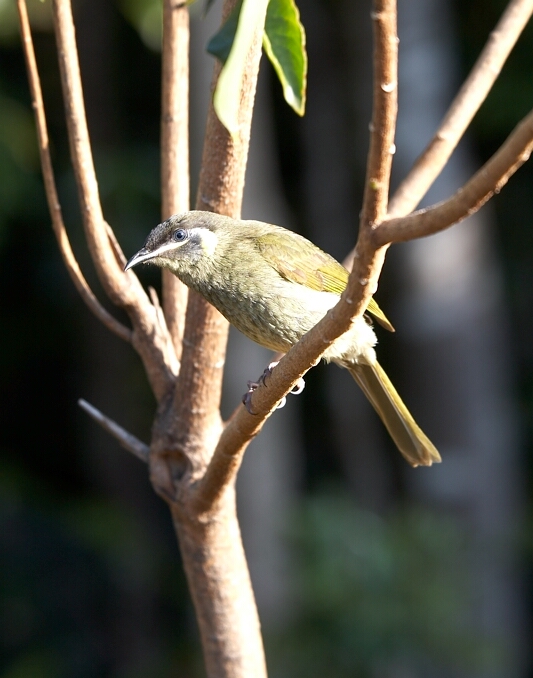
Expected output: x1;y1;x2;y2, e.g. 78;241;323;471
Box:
52;0;177;401
78;399;150;463
149;1;270;675
161;0;190;358
376;107;533;244
17;0;131;343
159;0;270;485
388;0;533;217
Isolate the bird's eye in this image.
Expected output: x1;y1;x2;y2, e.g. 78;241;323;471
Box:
172;228;187;242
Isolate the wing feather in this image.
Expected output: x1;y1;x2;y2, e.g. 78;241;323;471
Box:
255;229;394;331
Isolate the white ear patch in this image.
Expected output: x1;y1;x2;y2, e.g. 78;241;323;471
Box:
191;227;218;257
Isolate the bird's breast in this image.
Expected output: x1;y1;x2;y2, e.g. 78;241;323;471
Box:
179;259;377;361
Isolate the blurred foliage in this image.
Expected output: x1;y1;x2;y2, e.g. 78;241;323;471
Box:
268;489;502;678
0;87;42;239
116;0;163;51
0;0;53;45
0;463;202;678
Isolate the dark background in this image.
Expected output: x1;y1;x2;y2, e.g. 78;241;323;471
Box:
1;0;532;676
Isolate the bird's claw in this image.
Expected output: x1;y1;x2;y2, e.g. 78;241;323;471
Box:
242;362;306;414
242;389;258;415
290;377;306;395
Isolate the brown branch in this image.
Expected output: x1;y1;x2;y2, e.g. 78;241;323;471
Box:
388;0;533;217
376;107;533;244
161;0;269;481
348;0;398;317
193;0;400;510
360;0;398;230
148;2;271;675
52;0;177;401
17;0;131;343
161;0;190;358
148;286;180;376
78;399;150;463
171;497;266;678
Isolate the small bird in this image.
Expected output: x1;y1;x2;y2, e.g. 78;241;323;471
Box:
125;211;440;467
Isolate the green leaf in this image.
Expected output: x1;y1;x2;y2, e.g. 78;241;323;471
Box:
263;0;307;116
210;0;270;136
206;0;243;64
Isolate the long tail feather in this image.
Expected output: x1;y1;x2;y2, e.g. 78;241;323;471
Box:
347;361;441;467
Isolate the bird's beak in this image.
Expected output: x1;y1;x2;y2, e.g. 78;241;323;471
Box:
124;247;156;272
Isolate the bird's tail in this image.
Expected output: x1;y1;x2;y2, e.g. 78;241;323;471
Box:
346;360;441;467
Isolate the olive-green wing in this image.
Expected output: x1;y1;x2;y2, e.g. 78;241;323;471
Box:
256;229;349;294
256;229;395;332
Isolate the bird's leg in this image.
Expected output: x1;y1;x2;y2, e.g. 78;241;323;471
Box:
242;361;306;414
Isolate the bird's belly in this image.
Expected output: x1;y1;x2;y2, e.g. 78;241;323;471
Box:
203;280;377;361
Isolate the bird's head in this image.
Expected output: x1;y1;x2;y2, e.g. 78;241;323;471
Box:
124;211;229;275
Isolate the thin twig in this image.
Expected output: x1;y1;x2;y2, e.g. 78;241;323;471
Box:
149;287;180;376
344;0;399;318
52;0;177;400
161;0;190;356
388;0;533;217
376;107;533;244
16;0;131;343
360;0;398;230
105;220;128;268
78;399;150;463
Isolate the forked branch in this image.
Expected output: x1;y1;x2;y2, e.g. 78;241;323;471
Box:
161;0;271;486
376;107;533;245
17;0;131;343
389;0;533;217
49;0;178;400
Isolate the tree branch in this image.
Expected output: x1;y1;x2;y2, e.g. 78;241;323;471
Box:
360;0;398;230
161;0;190;358
17;0;131;343
388;0;533;217
160;0;270;482
349;0;398;315
376;107;533;244
78;399;150;463
52;0;177;401
148;3;271;675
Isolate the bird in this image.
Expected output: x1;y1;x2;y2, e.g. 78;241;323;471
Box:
125;211;440;467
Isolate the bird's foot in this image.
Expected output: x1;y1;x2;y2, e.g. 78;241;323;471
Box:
242;362;305;414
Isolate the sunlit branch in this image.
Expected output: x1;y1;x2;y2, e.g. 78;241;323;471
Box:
17;0;131;343
194;0;401;510
389;0;533;217
377;107;533;244
161;0;190;356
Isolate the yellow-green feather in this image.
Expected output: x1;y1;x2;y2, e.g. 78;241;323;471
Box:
256;230;394;332
347;361;441;467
